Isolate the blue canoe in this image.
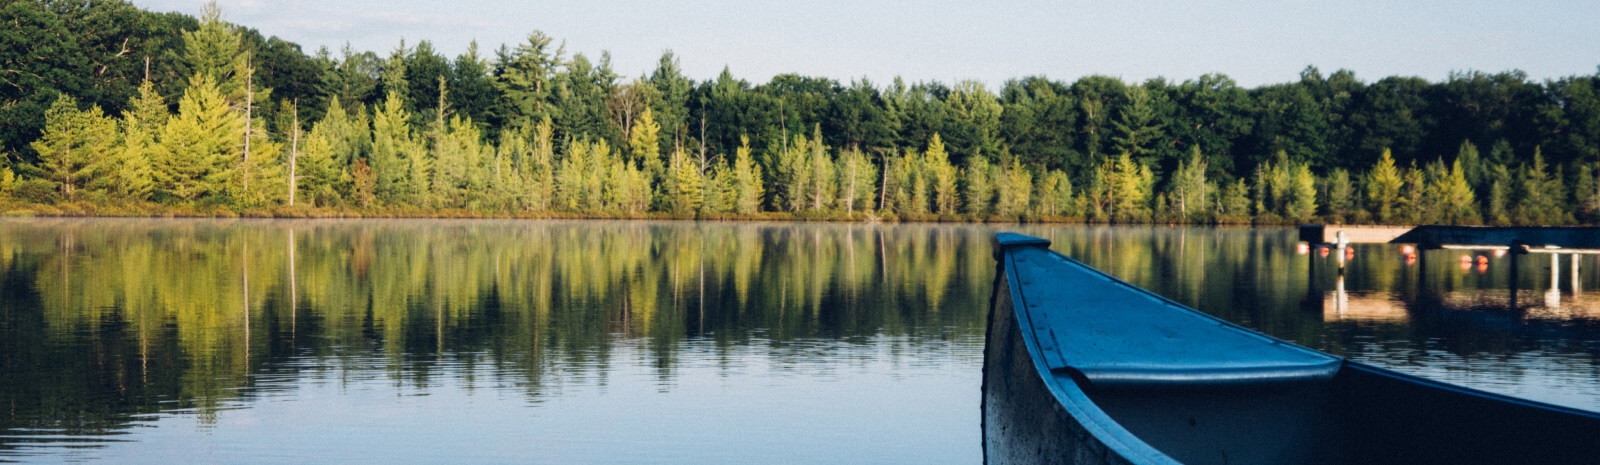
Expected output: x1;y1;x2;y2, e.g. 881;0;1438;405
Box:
983;233;1600;465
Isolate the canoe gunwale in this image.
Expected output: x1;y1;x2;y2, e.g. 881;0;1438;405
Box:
986;233;1180;465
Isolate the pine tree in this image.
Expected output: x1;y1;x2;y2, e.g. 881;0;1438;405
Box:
1487;165;1512;225
1088;157;1114;220
962;153;992;216
700;163;732;214
836;148;876;214
582;139;609;211
316;98;370;169
489;135;525;211
0;167;14;200
526;119;556;210
731;136;763;215
494;31;560;125
297;114;344;207
1116;153;1153;222
1170;146;1209;221
1286;162;1317;221
628;107;661;166
1037;170;1073;217
925;134;958;214
1574;163;1600;223
429;77;460;208
1111;85;1164;164
807;125;835;212
371;90;417;204
1219;179;1253;223
181;2;245;94
106;81;162;201
1456;140;1486;194
625;160;652;213
996;160;1032;216
667;145;702;213
432;116;487;209
230;61;285;209
1324;168;1353;221
155;74;241;202
1101;152;1150;222
1437;159;1479;224
27;96;116;200
1515;147;1565;225
1399;162;1427;223
777;132;810;212
1263;151;1292;216
1365;148;1404;223
555;137;604;210
603;156;629;211
886;148;927;215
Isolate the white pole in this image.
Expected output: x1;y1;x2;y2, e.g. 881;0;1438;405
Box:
1573;253;1581;295
1335;230;1348;270
1547;253;1562;308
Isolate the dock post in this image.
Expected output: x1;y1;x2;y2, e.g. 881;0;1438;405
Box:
1553;253;1561;288
1573;253;1581;294
1335;274;1348;318
1335;231;1348;273
1509;241;1522;309
1548;253;1562;308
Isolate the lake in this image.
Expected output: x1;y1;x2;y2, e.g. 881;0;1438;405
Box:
1;220;1597;464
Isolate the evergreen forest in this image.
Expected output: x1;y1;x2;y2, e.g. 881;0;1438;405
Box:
4;0;1600;224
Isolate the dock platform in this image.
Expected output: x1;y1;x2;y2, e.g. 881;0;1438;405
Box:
1300;225;1600;253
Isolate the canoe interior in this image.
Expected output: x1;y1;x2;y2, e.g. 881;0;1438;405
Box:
1081;363;1600;465
984;233;1600;465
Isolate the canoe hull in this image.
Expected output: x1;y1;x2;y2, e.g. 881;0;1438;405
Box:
983;264;1166;465
983;234;1600;465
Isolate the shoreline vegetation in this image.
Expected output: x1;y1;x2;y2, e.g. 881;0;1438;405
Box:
0;200;1099;224
4;2;1600;227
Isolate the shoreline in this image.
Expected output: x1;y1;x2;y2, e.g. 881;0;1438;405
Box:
0;201;1348;226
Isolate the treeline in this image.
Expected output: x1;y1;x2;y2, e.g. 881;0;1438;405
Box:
4;0;1600;224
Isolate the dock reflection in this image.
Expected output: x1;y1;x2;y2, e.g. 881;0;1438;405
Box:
1323;275;1600;323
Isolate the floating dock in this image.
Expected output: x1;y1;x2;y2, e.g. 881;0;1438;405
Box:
1301;224;1600;309
1300;224;1600;253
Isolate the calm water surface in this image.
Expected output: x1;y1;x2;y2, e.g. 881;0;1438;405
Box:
1;220;1597;464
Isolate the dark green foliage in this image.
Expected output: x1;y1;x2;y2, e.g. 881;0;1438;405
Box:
323;45;382;111
649;51;693;153
448;42;498;137
0;0;192;160
999;76;1078;171
493;31;560;128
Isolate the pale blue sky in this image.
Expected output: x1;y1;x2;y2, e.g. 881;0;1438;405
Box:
133;0;1600;88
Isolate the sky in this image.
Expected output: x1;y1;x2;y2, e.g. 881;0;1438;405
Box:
130;0;1600;89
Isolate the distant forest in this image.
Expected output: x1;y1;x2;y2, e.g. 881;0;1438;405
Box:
3;0;1599;224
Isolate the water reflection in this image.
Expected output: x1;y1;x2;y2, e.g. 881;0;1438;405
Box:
0;219;995;464
1;221;1597;463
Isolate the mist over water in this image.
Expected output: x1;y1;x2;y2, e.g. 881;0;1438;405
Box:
1;220;1595;463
